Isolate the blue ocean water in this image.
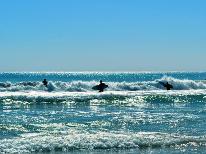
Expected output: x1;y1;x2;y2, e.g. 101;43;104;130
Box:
0;72;206;153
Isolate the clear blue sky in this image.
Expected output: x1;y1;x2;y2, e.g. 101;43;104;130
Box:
0;0;205;72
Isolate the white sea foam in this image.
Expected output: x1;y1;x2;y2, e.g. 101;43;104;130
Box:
0;131;205;153
0;77;206;92
0;76;206;106
0;89;205;107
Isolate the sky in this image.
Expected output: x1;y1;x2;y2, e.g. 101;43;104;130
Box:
0;0;205;72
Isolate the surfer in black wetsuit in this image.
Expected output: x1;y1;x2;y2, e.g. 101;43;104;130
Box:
99;80;106;92
159;81;173;90
42;79;48;87
164;82;173;90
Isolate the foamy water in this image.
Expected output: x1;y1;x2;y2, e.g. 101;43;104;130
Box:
0;72;206;153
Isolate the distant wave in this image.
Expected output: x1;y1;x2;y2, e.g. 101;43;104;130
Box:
0;77;206;92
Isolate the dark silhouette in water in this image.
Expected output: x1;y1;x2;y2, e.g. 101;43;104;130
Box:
98;80;106;92
159;81;173;90
42;79;48;87
92;80;108;92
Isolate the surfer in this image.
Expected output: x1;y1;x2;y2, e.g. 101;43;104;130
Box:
159;81;173;90
42;79;48;87
98;80;106;92
164;82;173;90
92;80;108;92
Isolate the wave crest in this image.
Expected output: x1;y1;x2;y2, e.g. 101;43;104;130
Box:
0;77;206;92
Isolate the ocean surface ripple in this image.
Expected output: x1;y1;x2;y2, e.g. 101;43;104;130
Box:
0;72;206;153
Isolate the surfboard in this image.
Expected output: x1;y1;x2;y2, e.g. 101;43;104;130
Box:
168;84;173;88
159;81;166;86
159;81;173;88
92;84;108;90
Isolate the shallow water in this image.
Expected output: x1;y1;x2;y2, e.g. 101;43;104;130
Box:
0;72;206;153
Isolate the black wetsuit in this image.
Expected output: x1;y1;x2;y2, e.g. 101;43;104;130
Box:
42;80;48;87
99;83;106;92
165;83;173;90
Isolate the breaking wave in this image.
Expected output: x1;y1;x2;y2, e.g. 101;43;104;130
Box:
0;131;205;153
0;77;206;92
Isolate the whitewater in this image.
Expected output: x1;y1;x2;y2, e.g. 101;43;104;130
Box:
0;72;206;153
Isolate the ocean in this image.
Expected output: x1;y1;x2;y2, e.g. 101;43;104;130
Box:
0;72;206;153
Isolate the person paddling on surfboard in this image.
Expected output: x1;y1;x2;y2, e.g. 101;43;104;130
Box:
42;79;48;87
99;80;106;92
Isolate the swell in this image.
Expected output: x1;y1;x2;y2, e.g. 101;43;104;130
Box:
0;77;206;92
0;91;206;106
